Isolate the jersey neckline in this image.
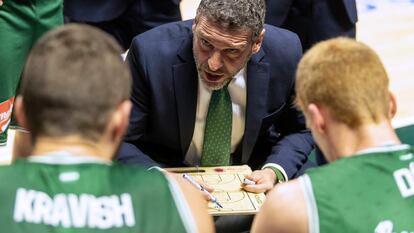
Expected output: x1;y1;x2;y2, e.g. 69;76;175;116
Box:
27;150;111;165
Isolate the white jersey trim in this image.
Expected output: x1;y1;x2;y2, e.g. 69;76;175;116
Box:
28;151;111;165
354;144;410;156
165;175;198;233
299;175;320;233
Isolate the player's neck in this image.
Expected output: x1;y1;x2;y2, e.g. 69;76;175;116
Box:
30;136;113;161
329;120;401;160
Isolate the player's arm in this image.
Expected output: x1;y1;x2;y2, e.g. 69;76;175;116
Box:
170;173;215;233
251;179;308;233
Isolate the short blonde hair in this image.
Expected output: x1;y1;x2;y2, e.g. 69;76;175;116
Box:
295;38;390;128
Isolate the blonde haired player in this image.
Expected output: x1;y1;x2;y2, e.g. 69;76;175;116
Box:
252;38;414;233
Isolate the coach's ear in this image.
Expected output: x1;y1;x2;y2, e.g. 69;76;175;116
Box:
389;91;397;119
252;29;265;54
14;96;29;130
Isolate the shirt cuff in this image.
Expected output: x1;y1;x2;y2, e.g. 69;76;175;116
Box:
147;166;167;173
262;163;288;183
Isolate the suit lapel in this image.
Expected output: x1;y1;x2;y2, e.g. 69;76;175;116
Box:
242;49;269;163
173;36;198;155
342;0;358;23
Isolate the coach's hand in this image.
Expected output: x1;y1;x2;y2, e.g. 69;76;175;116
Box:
242;168;276;193
0;1;3;6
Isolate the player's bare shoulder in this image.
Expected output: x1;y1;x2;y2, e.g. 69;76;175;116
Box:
252;179;308;233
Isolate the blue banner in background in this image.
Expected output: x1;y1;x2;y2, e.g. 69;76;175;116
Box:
358;0;414;14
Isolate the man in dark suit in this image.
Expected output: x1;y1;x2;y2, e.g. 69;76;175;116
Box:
266;0;357;51
118;0;314;195
64;0;181;50
266;0;357;165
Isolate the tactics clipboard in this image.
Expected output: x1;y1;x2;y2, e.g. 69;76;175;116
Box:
167;165;266;216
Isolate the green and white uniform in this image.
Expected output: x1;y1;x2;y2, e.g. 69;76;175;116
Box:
0;152;197;233
300;144;414;233
0;0;63;145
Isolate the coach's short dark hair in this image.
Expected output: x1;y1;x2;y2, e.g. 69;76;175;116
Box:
196;0;266;38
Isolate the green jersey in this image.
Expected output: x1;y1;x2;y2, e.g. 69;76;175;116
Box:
0;152;197;233
300;144;414;233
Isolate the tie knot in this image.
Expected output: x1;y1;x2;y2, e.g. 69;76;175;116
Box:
212;82;230;95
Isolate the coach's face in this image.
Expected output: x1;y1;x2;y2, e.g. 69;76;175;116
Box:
192;16;264;90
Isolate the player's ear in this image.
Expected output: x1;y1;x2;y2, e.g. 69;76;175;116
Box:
307;103;326;134
110;100;132;142
14;96;29;130
389;91;397;119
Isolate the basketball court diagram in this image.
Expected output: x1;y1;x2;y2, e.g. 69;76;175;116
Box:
194;172;264;214
169;166;266;215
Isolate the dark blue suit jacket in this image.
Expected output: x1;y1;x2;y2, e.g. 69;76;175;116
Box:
265;0;357;51
64;0;181;22
64;0;182;49
117;20;314;178
64;0;133;22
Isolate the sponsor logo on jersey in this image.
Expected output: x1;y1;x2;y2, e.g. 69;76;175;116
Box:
0;96;14;133
13;188;135;229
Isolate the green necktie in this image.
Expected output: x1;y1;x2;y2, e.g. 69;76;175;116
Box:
201;85;232;166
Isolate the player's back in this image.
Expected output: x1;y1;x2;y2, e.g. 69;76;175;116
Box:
301;144;414;233
0;153;196;233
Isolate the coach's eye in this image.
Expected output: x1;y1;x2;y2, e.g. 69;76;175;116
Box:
226;49;240;55
201;38;212;48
